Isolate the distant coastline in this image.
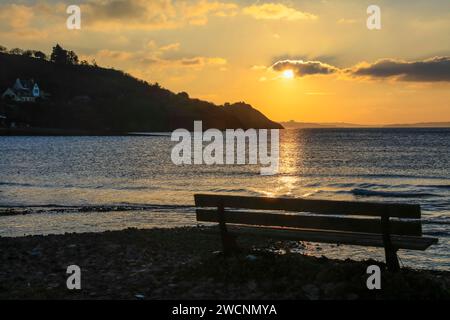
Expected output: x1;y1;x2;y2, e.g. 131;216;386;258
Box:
2;125;450;136
280;120;450;129
0;127;174;136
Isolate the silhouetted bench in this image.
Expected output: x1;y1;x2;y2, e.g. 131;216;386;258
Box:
194;194;438;271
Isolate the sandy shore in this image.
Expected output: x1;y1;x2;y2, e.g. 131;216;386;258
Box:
0;227;449;300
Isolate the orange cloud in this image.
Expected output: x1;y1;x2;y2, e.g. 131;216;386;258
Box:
1;4;34;29
81;42;227;73
242;3;317;21
83;0;238;30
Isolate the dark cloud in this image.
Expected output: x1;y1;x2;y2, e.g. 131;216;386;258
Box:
181;58;202;66
88;0;147;19
271;59;338;77
348;57;450;82
84;0;238;29
270;56;450;82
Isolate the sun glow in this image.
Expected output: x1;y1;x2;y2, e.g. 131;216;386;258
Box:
282;69;295;79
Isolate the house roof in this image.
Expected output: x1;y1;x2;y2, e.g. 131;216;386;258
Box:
13;78;36;91
2;88;17;97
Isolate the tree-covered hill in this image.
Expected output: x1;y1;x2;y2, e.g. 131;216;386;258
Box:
0;45;282;132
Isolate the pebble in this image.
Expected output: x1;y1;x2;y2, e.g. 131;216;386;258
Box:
302;284;320;300
0;227;448;300
245;254;258;261
30;248;42;257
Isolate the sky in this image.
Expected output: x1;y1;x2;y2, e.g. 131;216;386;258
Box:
1;0;449;124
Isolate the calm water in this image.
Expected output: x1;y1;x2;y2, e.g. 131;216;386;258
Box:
0;129;449;270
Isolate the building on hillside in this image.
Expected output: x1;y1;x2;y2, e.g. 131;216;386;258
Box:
0;114;7;127
1;78;48;103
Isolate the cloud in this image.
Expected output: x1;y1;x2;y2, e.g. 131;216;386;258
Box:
96;49;134;61
242;3;317;21
337;18;357;25
82;42;227;72
0;1;315;36
144;56;227;68
84;0;238;30
0;4;34;29
251;65;268;71
159;43;181;52
347;57;450;82
86;1;318;29
269;57;450;82
1;0;231;33
86;0;148;19
0;3;61;40
271;59;338;77
181;0;238;24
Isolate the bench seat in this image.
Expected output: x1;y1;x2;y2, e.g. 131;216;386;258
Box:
226;225;438;251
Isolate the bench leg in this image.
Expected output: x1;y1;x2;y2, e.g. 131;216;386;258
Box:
381;215;400;272
217;204;240;256
384;247;400;272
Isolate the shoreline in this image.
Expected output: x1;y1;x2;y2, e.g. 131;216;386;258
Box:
1;127;450;137
0;127;172;136
1;227;449;299
0;204;195;217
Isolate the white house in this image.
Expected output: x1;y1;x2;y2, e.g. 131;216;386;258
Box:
0;114;7;126
1;78;43;103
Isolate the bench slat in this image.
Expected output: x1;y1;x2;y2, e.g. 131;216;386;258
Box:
226;225;437;251
196;209;422;236
194;194;421;218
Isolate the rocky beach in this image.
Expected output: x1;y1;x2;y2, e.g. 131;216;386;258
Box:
0;227;449;300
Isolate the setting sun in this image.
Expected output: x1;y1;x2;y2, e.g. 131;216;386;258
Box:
282;69;295;79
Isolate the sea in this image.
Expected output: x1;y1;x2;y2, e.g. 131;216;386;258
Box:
0;128;449;270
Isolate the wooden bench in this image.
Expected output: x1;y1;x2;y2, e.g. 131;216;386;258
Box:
194;194;438;272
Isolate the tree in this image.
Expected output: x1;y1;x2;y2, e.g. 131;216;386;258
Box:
177;91;189;99
9;48;23;55
0;45;7;53
67;50;79;65
23;50;34;57
50;44;79;65
50;44;66;64
33;51;47;60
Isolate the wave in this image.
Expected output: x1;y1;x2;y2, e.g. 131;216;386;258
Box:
281;172;450;180
0;203;195;216
325;182;450;190
0;182;33;187
0;181;160;191
350;188;441;198
208;188;250;193
423;220;450;226
0;181;103;189
426;185;450;189
108;185;159;191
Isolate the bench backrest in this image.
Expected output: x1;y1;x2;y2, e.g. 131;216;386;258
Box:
194;194;422;236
